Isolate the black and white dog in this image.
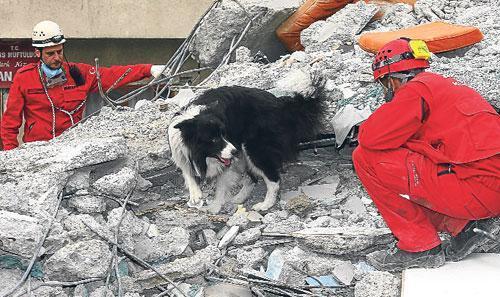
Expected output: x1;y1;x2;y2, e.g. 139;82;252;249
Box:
168;85;325;213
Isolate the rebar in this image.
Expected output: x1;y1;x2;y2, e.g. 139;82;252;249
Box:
94;58;117;109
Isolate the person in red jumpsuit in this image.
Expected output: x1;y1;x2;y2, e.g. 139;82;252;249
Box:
353;38;500;271
1;20;168;150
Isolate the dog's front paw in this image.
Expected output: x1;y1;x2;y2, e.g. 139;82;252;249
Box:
252;202;273;212
187;198;204;209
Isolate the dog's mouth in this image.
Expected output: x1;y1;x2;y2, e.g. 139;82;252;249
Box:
217;155;232;167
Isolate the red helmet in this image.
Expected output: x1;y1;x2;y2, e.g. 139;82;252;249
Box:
372;38;430;80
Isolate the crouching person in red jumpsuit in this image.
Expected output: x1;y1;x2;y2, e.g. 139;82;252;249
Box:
353;38;500;271
0;21;169;150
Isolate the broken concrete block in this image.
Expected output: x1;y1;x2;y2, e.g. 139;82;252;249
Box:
299;180;340;206
134;226;189;262
136;245;222;289
274;68;314;96
235;46;253;63
88;286;114;297
333;260;355;285
152;209;212;230
0;211;43;257
263;214;304;234
284;192;315;217
343;195;368;215
233;227;262;245
229;247;267;269
65;169;91;195
44;239;112;281
93;167;138;198
294;227;394;255
354;271;400;297
247;211;264;222
202;229;218;246
68;195;107;214
204;283;253;297
306;216;332;228
146;223;160;238
63;214;113;242
218;225;240;249
169;283;203;297
0;172;70;218
266;246;347;285
44;221;71;255
301;2;379;52
73;284;89;297
32;286;69;297
226;212;250;228
107;208;146;237
189;0;302;67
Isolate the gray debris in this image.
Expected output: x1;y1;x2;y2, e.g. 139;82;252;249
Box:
333;260;355;285
189;0;302;67
233;227;262;245
300;181;340;206
301;2;379;52
67;194;107;214
226;212;250;228
136;245;222;288
65;169;91;195
44;239;112;281
134;226;190;262
92;167;138;198
0;211;43;257
229;246;267;269
295;227;393;255
218;225;240;249
204;283;252;297
354;271;400;297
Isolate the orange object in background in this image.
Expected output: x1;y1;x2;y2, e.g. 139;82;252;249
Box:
358;21;484;54
276;0;354;52
276;0;417;52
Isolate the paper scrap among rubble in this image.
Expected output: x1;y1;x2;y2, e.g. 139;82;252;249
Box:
331;104;372;147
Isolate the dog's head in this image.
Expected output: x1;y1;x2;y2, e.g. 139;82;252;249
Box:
174;114;237;178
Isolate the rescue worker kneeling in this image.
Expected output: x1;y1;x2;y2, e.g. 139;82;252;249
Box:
353;38;500;271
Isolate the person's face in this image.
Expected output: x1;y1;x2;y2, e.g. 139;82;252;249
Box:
36;44;64;69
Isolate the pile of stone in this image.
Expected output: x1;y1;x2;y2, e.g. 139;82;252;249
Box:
1;0;499;296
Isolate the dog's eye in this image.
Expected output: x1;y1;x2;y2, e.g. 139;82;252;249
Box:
211;138;217;143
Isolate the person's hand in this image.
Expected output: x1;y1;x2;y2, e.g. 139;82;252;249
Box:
150;65;170;79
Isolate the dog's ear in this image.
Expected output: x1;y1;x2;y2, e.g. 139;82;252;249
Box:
174;119;195;132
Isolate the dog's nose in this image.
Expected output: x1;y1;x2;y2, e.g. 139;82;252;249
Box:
230;148;238;157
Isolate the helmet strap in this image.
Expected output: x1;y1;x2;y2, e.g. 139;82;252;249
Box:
384;82;395;103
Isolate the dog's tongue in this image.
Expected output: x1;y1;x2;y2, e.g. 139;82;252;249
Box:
218;156;231;167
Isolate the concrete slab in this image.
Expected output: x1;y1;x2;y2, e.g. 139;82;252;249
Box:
402;253;500;297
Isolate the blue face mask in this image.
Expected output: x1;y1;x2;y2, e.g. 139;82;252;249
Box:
41;62;63;78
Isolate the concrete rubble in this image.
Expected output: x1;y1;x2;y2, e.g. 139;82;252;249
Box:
0;0;499;296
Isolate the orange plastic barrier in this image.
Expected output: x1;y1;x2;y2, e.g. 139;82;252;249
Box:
358;21;484;54
276;0;354;52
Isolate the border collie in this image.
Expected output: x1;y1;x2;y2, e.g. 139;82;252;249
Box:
168;85;324;213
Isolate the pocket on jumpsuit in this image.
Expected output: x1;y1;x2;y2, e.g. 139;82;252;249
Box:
372;149;411;195
406;152;434;209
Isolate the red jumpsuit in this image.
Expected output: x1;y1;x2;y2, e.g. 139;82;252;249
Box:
1;62;152;150
353;72;500;252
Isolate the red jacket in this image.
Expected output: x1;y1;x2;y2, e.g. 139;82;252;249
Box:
1;62;152;150
359;72;500;177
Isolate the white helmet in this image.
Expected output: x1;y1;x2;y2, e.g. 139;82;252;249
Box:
32;20;66;47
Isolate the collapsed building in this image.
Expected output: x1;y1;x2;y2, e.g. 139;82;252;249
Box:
0;0;499;296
